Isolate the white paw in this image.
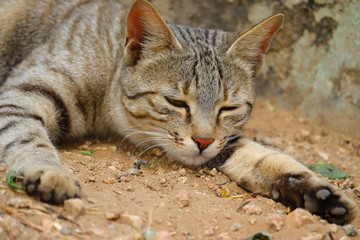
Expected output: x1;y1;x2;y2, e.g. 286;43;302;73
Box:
24;165;82;204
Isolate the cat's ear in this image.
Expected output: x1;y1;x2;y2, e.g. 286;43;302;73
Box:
125;0;182;65
226;14;284;77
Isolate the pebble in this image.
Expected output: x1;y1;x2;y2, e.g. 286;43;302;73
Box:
152;231;175;240
53;222;64;231
209;168;218;176
217;232;231;240
177;190;190;208
286;208;314;228
119;213;143;229
105;211;121;220
109;146;117;151
230;223;242;232
103;177;116;184
204;227;215;236
339;237;350;240
179;168;187;176
64;199;85;220
178;176;188;184
248;217;257;225
300;233;324;240
242;204;262;215
329;224;338;234
160;178;167;184
266;214;285;231
87;176;96;183
6;198;31;208
126;168;140;176
61;227;73;236
342;224;358;237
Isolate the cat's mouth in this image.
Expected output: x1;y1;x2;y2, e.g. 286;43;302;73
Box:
166;151;215;166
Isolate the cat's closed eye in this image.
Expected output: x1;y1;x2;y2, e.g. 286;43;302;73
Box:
165;96;189;109
219;106;238;112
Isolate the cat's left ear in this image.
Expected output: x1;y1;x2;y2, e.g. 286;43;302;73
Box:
125;0;182;65
226;14;284;77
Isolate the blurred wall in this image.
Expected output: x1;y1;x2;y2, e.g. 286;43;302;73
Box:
122;0;360;138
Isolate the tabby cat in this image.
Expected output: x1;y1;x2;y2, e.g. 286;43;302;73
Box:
0;0;357;224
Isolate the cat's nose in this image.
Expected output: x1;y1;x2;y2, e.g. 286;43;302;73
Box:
192;137;214;153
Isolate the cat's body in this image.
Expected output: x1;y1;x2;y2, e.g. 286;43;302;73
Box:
0;0;357;224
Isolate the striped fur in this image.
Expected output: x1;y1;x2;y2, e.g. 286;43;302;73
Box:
0;0;357;223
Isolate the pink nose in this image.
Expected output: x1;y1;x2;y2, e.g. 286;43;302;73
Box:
192;137;214;153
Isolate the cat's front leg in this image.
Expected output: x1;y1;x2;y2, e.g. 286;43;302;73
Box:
216;138;358;224
0;88;81;204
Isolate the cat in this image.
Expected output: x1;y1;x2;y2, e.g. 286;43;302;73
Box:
0;0;357;225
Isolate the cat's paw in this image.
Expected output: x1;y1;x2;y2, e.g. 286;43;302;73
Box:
24;165;82;204
275;172;358;225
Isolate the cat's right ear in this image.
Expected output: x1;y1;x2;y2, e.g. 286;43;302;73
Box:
226;14;284;77
125;0;182;65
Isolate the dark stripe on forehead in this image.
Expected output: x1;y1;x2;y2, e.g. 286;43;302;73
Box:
125;91;157;100
212;31;218;46
204;29;209;45
185;27;195;43
192;59;200;89
174;26;189;45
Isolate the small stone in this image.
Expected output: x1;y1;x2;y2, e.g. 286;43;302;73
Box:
217;232;231;240
230;223;241;232
7;198;31;208
178;176;188;184
105;211;121;220
103;177;115;184
179;168;187;176
109;146;117;151
339;237;350;240
204;227;215;236
152;231;175;240
286;208;314;228
177;190;190;208
160;178;167;184
91;228;104;236
64;199;85;220
248;217;257;225
53;222;63;231
217;177;228;185
61;227;73;236
242;204;262;215
266;214;285;231
126;168;140;176
342;224;358;237
87;176;96;183
300;233;324;240
209;168;218;176
329;224;338;234
119;213;143;229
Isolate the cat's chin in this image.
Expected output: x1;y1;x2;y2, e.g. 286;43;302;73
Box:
166;152;215;166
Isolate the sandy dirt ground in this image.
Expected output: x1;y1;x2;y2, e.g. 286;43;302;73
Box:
0;100;359;240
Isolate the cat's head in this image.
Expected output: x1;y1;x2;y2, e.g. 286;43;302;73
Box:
117;0;283;166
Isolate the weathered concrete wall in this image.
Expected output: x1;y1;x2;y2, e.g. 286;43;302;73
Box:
122;0;360;138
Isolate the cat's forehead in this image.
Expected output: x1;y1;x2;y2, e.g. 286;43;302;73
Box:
170;24;228;51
